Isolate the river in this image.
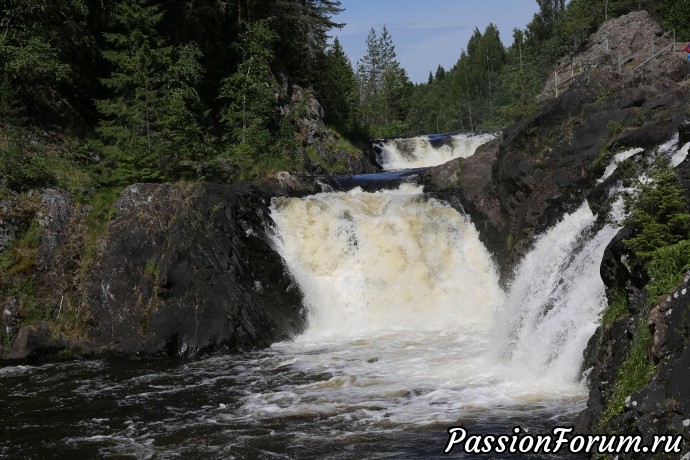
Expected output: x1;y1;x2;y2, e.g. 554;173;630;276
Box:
1;133;637;458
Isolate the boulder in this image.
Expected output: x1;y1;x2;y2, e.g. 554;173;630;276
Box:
3;321;65;361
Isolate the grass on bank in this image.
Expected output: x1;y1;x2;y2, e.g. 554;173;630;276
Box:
598;314;656;429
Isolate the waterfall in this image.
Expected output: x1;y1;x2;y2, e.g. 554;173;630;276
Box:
270;184;504;338
265;182;622;426
259;131;690;431
374;133;495;170
494;204;621;387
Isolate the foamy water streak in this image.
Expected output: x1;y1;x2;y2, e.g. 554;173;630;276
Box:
598;147;644;182
375;133;495;170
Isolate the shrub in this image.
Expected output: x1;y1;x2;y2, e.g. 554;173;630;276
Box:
624;161;690;259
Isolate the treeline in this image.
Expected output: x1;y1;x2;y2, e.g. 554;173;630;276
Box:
3;0;689;190
402;0;690;135
0;0;351;189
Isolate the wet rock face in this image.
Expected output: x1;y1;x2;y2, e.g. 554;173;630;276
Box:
680;121;690;146
83;183;306;357
613;275;690;451
577;225;690;451
3;321;65;362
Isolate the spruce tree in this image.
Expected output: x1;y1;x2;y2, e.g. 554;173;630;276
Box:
95;1;208;183
272;0;344;85
158;43;211;179
356;27;383;127
356;25;411;136
320;37;359;134
96;0;172;183
219;18;279;168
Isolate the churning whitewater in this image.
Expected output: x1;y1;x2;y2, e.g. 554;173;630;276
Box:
270;184;503;335
375;133;495;169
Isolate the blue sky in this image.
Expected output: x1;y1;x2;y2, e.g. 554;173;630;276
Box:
333;1;541;83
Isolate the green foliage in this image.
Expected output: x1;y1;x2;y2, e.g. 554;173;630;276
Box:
407;23;507;133
269;0;344;86
593;147;612;174
662;0;690;41
0;0;93;123
0;133;57;192
144;257;159;278
624;161;690;259
81;188;121;249
607;120;624;138
646;239;690;301
499;30;542;123
96;0;204;185
319;38;360;135
220;18;279;155
632;108;649;127
0;216;49;328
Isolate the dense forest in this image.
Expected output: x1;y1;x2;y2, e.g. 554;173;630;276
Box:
1;0;690;192
0;0;351;190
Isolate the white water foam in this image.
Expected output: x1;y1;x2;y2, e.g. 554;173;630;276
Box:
270;184;503;338
598;147;644;182
375;133;495;170
672;142;690;168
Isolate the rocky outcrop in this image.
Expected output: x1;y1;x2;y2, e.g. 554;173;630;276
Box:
35;188;73;273
83;183;305;357
421;11;690;280
1;183;307;361
576;228;690;454
282;84;379;175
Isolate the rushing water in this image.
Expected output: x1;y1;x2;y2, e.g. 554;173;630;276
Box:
374;133;495;170
6;134;680;459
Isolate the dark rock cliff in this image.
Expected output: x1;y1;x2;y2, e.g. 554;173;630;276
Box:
1;183;307;361
84;183;306;357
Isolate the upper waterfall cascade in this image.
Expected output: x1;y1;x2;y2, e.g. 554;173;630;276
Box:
374;133;495;170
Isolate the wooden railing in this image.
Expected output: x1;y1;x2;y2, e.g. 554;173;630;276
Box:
552;29;677;97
